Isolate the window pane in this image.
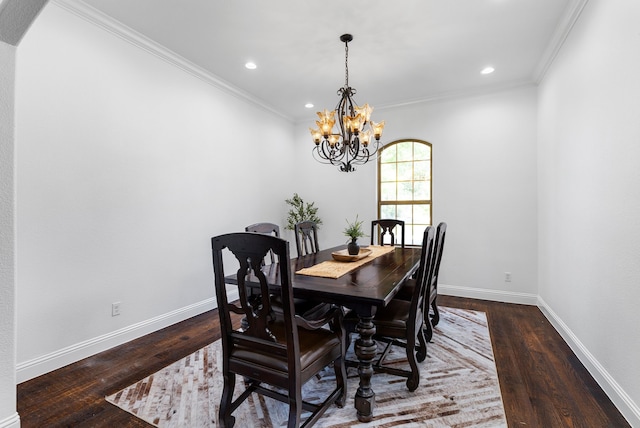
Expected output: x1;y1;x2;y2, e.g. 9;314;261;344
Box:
414;144;430;161
404;224;414;245
397;142;413;162
380;182;396;201
413;160;429;181
397;161;412;181
397;205;412;222
414;204;431;223
380;163;396;182
381;204;396;218
414;181;430;200
398;182;413;200
411;226;424;246
380;145;396;163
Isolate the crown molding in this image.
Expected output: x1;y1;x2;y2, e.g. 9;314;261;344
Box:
533;0;590;83
50;0;292;122
374;79;537;113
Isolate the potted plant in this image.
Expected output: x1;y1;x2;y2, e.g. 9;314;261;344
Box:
343;215;367;255
285;193;323;231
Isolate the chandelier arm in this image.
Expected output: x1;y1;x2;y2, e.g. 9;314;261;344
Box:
315;140;347;165
346;89;357;117
318;143;335;161
335;89;347;137
353;136;361;153
313;146;341;166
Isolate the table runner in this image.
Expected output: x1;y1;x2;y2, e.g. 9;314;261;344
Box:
295;245;396;279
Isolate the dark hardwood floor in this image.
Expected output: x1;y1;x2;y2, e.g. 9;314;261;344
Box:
17;296;630;427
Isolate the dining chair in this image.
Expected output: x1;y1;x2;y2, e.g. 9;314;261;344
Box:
212;232;347;428
425;222;446;331
395;222;447;341
242;222;281;329
245;222;280;264
371;219;405;248
293;220;333;318
247;222;331;321
294;220;320;256
345;225;435;391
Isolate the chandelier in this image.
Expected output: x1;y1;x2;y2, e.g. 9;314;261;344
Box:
309;34;385;172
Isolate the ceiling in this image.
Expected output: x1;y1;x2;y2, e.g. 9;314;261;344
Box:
73;0;575;122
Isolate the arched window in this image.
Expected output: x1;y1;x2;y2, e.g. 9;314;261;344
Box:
378;139;432;246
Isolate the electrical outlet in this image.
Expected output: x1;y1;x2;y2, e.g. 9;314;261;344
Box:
504;272;512;282
112;302;121;316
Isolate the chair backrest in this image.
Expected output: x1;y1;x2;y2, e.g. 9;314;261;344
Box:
294;220;319;256
428;222;447;296
211;232;301;373
371;219;405;248
245;222;280;264
245;222;280;237
410;226;435;328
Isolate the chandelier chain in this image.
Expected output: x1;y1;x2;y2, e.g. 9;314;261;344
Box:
344;39;349;88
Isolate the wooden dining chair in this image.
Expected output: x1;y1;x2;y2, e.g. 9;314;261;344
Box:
345;225;435;391
426;222;447;331
247;222;331;322
294;220;320;256
371;219;405;248
242;222;281;329
212;232;347;428
245;222;280;264
395;222;447;341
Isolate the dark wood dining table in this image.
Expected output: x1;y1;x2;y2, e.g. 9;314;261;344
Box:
227;243;422;422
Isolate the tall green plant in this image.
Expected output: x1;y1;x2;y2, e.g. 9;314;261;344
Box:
285;193;322;231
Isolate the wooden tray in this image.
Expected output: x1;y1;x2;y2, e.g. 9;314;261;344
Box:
331;248;372;262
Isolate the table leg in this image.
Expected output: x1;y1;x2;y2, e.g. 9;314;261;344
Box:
354;314;377;422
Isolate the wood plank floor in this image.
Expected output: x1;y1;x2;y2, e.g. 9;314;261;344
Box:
17;296;630;427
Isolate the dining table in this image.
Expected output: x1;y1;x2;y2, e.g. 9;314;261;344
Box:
227;243;422;422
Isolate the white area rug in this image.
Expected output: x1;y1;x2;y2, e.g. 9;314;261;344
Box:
107;307;506;427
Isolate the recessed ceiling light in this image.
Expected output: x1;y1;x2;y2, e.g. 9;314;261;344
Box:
481;66;495;75
245;62;257;70
305;103;314;109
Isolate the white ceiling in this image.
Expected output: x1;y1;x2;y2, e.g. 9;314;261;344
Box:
73;0;576;122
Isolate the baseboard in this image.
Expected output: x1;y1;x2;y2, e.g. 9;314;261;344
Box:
11;284;532;382
16;297;219;383
537;297;640;427
439;283;539;305
0;413;20;428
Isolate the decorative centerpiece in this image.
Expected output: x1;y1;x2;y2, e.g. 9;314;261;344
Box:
343;215;367;255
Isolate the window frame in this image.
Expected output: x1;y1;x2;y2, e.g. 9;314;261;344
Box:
377;139;432;246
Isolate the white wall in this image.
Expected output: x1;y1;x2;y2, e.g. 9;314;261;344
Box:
15;3;295;380
537;0;640;424
2;0;49;424
0;39;20;428
296;86;539;302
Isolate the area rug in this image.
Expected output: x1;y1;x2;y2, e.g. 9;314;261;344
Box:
106;307;506;427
